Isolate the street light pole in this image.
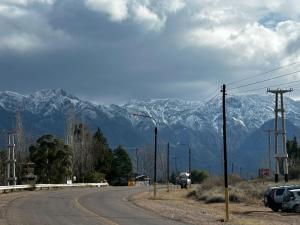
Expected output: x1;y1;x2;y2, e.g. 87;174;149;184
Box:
132;113;158;199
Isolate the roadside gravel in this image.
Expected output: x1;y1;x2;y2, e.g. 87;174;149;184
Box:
132;186;300;225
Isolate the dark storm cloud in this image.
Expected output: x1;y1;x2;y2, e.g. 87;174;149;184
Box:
1;0;300;102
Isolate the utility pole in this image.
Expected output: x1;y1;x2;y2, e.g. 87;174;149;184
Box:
173;156;178;175
221;84;229;221
132;113;158;198
264;129;273;174
188;145;191;188
154;127;157;198
7;133;17;186
167;142;170;192
267;88;292;183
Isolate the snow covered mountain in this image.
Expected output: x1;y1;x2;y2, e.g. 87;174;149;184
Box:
0;89;300;175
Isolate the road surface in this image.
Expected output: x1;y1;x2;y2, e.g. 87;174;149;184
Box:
0;186;187;225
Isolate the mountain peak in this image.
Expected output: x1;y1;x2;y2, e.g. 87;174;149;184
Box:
31;89;78;100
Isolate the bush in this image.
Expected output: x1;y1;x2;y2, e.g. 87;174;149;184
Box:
84;171;105;183
289;167;300;179
192;177;268;204
191;170;209;184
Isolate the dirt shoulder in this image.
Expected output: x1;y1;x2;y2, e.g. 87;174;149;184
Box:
131;186;299;225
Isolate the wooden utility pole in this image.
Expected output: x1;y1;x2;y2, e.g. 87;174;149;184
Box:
154;126;157;198
167;142;170;192
188;145;191;188
267;88;292;183
221;84;229;221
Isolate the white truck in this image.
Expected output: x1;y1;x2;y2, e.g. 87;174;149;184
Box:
178;172;191;189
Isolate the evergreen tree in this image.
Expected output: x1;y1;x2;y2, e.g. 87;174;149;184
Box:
92;128;113;179
110;145;132;185
29;135;72;183
191;169;209;184
287;137;300;179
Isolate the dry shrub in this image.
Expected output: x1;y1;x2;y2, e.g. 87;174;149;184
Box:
205;195;224;203
193;176;269;204
201;176;224;190
229;174;243;185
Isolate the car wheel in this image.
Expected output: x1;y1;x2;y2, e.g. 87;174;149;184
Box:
270;207;279;212
293;205;300;213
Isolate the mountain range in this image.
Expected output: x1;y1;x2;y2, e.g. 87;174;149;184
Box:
0;89;299;177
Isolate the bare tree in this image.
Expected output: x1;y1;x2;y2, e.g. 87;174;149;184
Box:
15;111;27;184
65;106;76;179
73;123;94;182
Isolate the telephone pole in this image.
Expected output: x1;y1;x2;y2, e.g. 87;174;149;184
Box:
267;88;292;183
167;142;170;192
221;84;229;221
264;129;273;174
188;144;191;188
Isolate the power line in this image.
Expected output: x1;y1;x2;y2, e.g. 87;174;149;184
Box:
199;86;220;102
238;78;300;93
228;70;300;90
208;92;220;102
227;61;300;86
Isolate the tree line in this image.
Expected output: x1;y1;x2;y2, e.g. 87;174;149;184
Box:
0;119;133;185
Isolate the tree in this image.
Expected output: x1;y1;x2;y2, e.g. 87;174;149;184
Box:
286;137;300;179
110;145;132;185
287;137;299;167
92;128;113;178
191;169;209;184
73;123;94;182
29;135;72;183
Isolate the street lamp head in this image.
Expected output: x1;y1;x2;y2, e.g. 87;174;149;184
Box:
132;112;157;126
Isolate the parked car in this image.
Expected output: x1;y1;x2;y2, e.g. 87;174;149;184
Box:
282;189;300;213
264;185;300;212
178;172;191;189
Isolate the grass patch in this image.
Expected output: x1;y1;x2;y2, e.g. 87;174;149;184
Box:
189;176;296;204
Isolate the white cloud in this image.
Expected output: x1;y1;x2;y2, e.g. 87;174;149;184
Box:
2;0;55;6
0;4;28;18
157;0;186;13
0;2;72;53
84;0;128;22
83;0;186;32
171;0;300;69
0;33;44;52
132;4;165;31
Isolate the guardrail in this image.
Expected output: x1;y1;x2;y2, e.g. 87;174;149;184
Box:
0;182;109;193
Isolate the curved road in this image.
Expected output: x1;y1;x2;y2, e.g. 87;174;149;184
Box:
1;187;187;225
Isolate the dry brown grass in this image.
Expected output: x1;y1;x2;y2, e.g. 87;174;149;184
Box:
193;176;300;204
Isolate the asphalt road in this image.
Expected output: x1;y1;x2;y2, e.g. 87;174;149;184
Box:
1;186;187;225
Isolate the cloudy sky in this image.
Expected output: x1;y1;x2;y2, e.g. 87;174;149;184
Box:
1;0;300;104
